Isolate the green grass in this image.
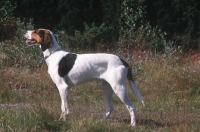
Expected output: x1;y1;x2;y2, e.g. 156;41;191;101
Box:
0;49;200;131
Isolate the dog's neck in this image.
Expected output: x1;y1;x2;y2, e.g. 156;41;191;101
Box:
43;31;62;60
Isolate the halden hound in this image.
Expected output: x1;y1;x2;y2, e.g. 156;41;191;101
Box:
24;29;145;126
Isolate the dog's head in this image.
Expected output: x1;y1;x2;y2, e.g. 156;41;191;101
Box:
24;29;53;51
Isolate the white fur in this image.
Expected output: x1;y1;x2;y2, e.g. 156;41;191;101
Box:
24;29;145;126
24;30;33;39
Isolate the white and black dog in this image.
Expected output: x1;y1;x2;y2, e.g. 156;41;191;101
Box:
24;29;145;126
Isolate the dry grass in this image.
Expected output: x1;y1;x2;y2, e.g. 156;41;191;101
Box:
0;49;200;131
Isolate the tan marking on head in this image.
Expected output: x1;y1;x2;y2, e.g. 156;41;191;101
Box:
31;29;53;51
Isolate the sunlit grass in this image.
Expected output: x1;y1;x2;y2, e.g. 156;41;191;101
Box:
0;49;200;131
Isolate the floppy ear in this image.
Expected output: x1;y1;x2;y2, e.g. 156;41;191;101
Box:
40;30;53;51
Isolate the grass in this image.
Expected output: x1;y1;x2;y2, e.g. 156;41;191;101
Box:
0;48;200;131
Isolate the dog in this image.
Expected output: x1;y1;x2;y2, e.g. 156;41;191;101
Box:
24;29;145;126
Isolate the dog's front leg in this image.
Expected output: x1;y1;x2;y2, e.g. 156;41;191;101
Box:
57;84;70;121
101;80;114;121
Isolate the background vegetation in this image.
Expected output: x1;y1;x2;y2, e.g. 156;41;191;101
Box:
0;0;200;131
1;0;200;52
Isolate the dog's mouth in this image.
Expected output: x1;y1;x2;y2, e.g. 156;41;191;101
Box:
25;39;37;45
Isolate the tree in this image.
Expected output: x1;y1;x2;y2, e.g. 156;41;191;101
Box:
145;0;200;38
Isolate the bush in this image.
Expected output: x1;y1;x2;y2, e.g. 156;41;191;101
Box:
119;0;167;53
1;18;43;68
145;0;200;51
0;0;16;41
55;22;117;52
0;1;43;69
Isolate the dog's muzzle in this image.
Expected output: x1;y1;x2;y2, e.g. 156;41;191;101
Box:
25;39;37;45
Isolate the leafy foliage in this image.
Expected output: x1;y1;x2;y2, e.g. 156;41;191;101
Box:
2;18;43;68
119;0;167;52
56;22;117;51
145;0;200;51
0;0;16;41
1;0;200;53
120;0;146;37
146;0;200;36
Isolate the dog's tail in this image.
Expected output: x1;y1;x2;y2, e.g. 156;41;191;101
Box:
128;78;145;107
120;58;145;107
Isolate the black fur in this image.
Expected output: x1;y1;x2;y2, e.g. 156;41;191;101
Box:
120;58;133;81
58;53;77;77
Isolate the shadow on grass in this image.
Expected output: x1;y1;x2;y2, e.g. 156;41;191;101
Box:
136;118;173;127
110;118;173;128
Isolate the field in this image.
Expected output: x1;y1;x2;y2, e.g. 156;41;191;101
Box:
0;46;200;131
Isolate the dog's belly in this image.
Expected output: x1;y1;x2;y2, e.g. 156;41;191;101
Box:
65;65;106;86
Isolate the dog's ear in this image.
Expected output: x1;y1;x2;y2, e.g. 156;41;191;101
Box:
38;30;44;38
40;30;53;51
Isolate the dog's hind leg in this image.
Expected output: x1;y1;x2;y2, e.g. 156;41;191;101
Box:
108;67;136;126
101;80;114;121
112;83;136;126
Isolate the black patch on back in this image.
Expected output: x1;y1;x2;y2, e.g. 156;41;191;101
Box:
120;58;133;81
58;53;77;77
